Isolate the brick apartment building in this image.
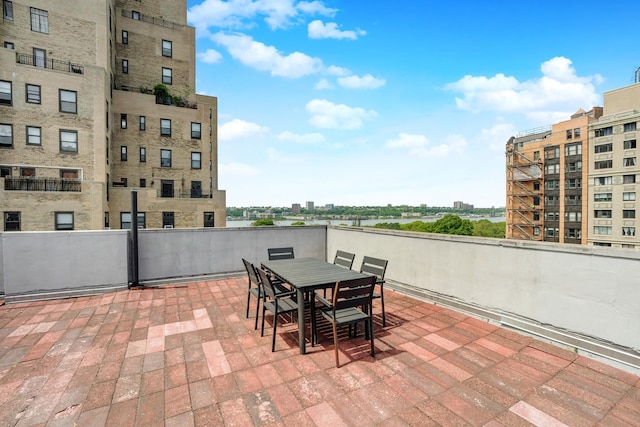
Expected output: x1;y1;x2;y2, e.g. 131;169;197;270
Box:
0;0;226;231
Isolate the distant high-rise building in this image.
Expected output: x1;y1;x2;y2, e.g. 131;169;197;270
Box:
306;201;314;211
0;0;225;231
325;203;334;210
506;107;603;243
291;203;301;214
453;201;474;210
587;83;640;248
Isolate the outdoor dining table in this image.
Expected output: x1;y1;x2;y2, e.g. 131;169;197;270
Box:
261;257;367;354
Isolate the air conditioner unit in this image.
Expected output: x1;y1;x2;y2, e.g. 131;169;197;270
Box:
163;225;173;229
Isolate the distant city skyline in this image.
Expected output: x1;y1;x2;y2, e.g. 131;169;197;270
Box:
187;0;639;207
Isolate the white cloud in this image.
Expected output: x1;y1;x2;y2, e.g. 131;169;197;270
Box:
385;133;467;157
308;20;366;40
306;99;377;130
337;74;386;89
219;162;258;176
219;119;269;140
446;57;601;118
326;65;351;76
277;131;326;144
212;32;322;78
314;78;333;90
477;123;516;151
187;0;337;35
197;49;223;64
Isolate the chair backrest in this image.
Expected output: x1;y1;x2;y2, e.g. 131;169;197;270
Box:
331;276;377;310
268;247;295;260
333;250;355;269
242;258;260;288
360;256;388;281
256;268;278;300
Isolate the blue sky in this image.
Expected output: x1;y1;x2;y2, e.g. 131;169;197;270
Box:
186;0;640;208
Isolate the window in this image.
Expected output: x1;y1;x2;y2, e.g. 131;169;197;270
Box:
624;157;637;167
120;212;132;229
139;116;145;131
140;147;146;162
623;192;636;201
565;178;581;189
4;41;14;49
204;212;214;227
544;212;559;221
3;1;13;20
594;176;612;186
623;210;636;219
60;130;78;152
161;180;174;197
26;126;41;145
566;161;582;172
544;195;558;205
59;90;77;113
191;122;201;139
594;143;612;153
544;147;560;159
565;229;581;239
30;8;48;33
533;227;540;236
191;181;202;198
594;193;612;202
121;114;127;129
26;84;40;104
61;170;77;179
544;180;559;191
594;160;612;170
33;48;45;67
160;119;171;136
162;40;172;57
191;152;201;169
140;178;146;187
544;227;558;238
136;213;146;229
21;167;34;177
4;212;19;231
594;126;613;137
0;166;10;177
593;226;612;235
574;128;581;138
624;122;637;132
593;242;612;247
594;210;612;219
162;67;172;84
565;194;581;205
55;212;74;230
624;140;637;150
544;164;559;174
622;244;635;249
533;182;540;191
533;212;540;221
0;80;11;105
132;10;140;20
121;146;127;161
161;149;171;167
533;196;540;206
122;30;128;44
566;129;572;139
0;123;13;147
122;59;128;74
623;174;636;184
622;227;636;237
162;212;174;228
565;212;581;222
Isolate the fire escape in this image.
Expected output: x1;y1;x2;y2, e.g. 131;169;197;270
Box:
506;138;543;240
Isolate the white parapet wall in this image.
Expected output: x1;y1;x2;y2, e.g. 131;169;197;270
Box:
327;226;640;369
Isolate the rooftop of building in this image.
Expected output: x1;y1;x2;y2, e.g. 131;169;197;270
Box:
0;276;638;426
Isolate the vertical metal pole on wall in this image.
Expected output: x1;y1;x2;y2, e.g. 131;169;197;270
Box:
130;189;140;288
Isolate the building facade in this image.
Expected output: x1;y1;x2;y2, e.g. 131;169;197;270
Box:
506;108;602;243
0;0;225;231
587;83;640;248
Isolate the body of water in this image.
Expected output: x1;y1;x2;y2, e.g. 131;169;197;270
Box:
226;216;506;228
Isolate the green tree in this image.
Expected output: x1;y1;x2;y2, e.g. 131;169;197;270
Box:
430;215;474;235
251;218;275;226
472;220;506;238
290;221;305;226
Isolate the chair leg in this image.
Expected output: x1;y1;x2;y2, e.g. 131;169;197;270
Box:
333;322;340;368
254;295;260;330
246;291;251;318
369;318;375;357
260;304;266;337
310;299;316;347
380;286;386;327
271;313;278;352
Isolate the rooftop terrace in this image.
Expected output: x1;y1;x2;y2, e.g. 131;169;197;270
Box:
0;276;638;426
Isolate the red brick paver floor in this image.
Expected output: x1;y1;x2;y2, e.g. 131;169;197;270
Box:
0;277;638;426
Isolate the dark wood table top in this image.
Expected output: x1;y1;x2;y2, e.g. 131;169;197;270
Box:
261;258;366;290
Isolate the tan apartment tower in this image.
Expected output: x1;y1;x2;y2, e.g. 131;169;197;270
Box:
0;0;226;231
506;107;602;243
587;83;640;248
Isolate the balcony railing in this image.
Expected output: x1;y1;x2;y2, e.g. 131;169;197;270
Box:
121;9;184;30
16;53;84;74
159;189;211;199
4;177;81;192
155;95;197;109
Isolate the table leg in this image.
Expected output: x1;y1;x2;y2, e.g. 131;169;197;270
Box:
297;288;306;354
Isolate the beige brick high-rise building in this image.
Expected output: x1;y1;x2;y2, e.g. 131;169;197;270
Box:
506;107;602;243
587;83;640;248
0;0;225;231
